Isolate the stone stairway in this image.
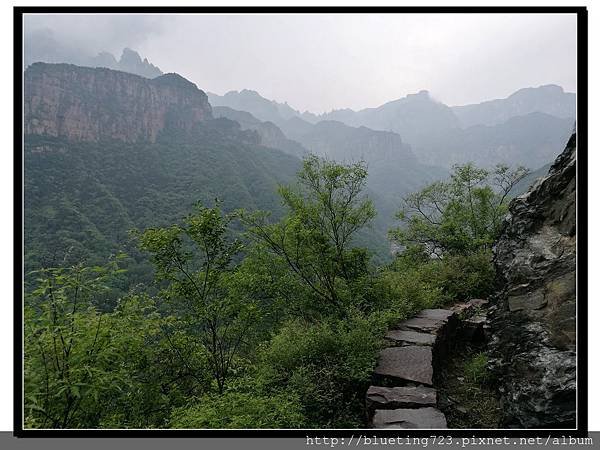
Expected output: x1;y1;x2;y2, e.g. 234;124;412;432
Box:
366;299;488;429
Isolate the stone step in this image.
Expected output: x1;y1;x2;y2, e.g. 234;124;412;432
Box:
372;407;447;429
366;385;437;414
398;316;447;334
416;308;455;321
385;329;437;347
374;346;433;385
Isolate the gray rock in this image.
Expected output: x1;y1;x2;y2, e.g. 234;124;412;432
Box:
398;317;446;334
372;407;447;429
366;386;437;414
417;309;455;321
488;133;576;428
374;346;433;385
385;329;437;346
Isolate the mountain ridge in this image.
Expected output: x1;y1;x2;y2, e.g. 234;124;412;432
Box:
25;63;212;143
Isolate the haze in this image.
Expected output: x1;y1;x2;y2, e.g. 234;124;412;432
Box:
23;13;577;113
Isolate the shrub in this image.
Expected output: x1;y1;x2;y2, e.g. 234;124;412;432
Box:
428;249;496;302
170;391;305;428
259;313;386;427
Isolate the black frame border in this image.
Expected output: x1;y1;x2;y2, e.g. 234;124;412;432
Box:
13;5;589;439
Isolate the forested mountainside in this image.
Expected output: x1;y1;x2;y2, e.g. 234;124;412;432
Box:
214;105;447;231
24;64;303;294
212;105;308;158
282;120;447;221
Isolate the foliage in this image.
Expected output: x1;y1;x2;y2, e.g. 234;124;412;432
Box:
258;313;386;427
24;259;127;428
136;203;257;394
170;390;305;429
464;352;490;385
391;163;529;257
24;130;302;298
243;155;376;318
23;152;529;429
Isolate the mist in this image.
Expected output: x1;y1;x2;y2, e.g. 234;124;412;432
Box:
23;13;577;113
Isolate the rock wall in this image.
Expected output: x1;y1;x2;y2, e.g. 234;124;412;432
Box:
489;133;577;428
24;63;212;143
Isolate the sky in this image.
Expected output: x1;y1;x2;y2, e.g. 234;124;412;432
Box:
23;13;577;114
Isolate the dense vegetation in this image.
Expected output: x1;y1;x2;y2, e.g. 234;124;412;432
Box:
24;155;526;429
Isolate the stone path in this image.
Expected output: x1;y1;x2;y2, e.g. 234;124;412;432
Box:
367;299;488;429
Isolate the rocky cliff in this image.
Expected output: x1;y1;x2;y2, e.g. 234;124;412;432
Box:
489;133;577;428
24;63;212;143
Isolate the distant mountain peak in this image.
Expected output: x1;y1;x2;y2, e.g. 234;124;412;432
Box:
453;84;575;128
410;89;430;98
113;48;162;79
153;72;200;91
510;84;566;98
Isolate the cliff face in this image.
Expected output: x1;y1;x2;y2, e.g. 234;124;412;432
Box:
489;133;576;428
24;63;212;143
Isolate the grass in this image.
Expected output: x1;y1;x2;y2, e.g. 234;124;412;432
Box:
464;352;490;385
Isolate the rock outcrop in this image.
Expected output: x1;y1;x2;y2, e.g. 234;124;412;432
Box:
488;133;577;428
24;63;212;143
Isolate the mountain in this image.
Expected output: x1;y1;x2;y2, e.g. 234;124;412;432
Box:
511;162;553;196
211;87;574;171
211;106;442;253
25;63;209;143
319;90;461;143
89;48;163;79
410;112;574;169
452;85;576;128
24;32;163;79
208;90;318;126
24;63;304;289
212;106;307;158
210;89;461;144
275;119;447;232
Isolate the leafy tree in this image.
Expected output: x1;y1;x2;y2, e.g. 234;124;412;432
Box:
137;202;257;394
24;258;126;428
391;163;529;257
243;155;376;318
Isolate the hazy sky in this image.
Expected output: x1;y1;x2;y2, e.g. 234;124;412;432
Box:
24;13;577;113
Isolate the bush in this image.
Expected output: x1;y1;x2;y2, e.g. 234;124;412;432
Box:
170;391;305;428
377;267;444;321
259;313;386;427
427;249;496;302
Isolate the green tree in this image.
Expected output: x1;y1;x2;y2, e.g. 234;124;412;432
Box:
243;155;376;318
24;259;126;428
137;202;257;394
391;163;529;257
